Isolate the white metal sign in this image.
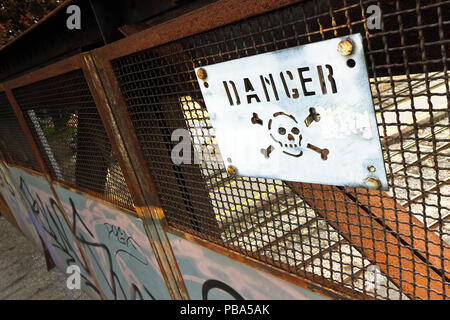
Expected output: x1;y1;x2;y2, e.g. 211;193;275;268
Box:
196;34;388;190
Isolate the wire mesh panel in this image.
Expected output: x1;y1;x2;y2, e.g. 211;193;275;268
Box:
12;70;134;210
111;0;449;299
0;92;41;172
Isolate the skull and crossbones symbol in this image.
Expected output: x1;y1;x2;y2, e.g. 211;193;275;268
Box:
251;110;330;160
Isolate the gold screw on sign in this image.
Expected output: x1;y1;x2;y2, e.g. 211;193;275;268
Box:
365;177;381;190
197;68;207;80
337;39;354;56
227;165;237;176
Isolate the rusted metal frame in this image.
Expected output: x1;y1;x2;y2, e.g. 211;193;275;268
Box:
4;54;81;90
286;182;450;300
1;75;107;300
85;0;366;298
1;85;51;177
51;179;138;218
94;0;306;61
4;53;136;213
168;226;377;300
81;52;189;300
118;0;223;36
345;188;450;282
1;163;48;180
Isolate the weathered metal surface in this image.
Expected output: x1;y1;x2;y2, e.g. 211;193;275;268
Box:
286;181;450;300
4;55;82;90
94;0;306;60
92;0;449;78
0;91;41;172
83;53;190;300
345;187;450;282
196;34;388;189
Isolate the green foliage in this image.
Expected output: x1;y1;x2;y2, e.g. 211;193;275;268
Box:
0;0;61;46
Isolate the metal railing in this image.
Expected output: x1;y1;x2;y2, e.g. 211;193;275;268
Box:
0;0;448;300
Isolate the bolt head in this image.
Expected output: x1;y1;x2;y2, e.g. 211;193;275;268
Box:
368;165;376;172
197;68;207;80
365;177;381;190
314;114;321;122
227;165;237;176
337;39;354;56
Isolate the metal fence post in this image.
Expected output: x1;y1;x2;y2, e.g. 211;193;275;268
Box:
81;52;189;300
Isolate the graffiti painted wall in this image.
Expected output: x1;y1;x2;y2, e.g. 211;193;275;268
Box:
0;163;42;251
1;164;329;300
4;165;170;300
168;233;329;300
6;165;103;299
53;185;170;300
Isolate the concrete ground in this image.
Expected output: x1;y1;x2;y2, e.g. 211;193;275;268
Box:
0;215;90;300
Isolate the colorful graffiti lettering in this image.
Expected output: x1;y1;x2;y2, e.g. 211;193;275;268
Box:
5;166;169;300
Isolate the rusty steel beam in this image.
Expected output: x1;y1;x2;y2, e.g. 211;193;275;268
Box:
286;182;450;300
81;52;189;300
94;0;306;60
4;54;81;90
118;0;220;37
344;187;450;283
90;0;449;77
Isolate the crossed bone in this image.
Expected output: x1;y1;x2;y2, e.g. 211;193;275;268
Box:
251;112;329;160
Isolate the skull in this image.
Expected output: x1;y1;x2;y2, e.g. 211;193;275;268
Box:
268;112;303;157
